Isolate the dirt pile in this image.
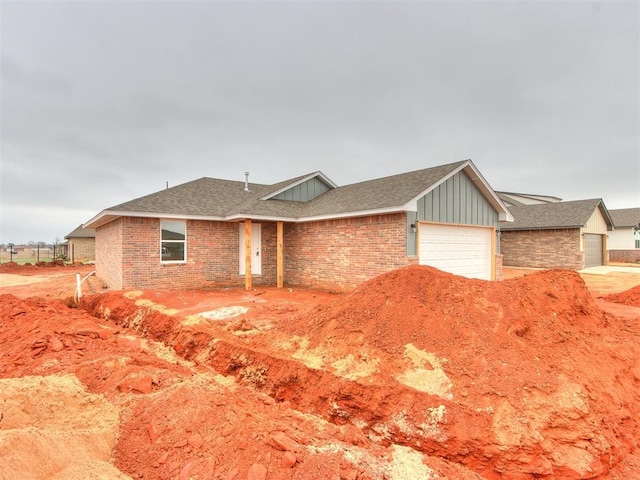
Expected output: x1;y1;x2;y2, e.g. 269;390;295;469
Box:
2;265;639;479
0;260;73;273
274;266;640;478
603;284;640;307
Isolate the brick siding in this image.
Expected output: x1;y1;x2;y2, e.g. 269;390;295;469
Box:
68;238;95;262
284;213;415;291
95;219;124;289
97;217;278;290
96;213;504;291
500;229;584;270
495;253;503;281
609;249;640;263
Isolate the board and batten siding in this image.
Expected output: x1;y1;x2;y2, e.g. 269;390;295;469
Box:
272;177;332;202
407;171;499;256
417;171;499;226
583;208;608;234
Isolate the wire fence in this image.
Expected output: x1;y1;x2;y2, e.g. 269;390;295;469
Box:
0;244;68;265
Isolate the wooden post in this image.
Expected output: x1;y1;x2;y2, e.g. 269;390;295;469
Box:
245;220;252;290
276;221;284;288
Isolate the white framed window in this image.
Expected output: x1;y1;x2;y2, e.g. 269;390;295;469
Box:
160;220;186;262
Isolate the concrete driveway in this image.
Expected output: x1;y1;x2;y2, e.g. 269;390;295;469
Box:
578;265;640;275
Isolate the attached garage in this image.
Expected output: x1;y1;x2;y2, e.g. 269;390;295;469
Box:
499;199;613;271
583;234;604;268
418;223;494;280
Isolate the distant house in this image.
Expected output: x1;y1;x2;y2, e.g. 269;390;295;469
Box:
495;191;562;208
84;159;513;291
499;199;613;270
608;208;640;263
65;224;96;262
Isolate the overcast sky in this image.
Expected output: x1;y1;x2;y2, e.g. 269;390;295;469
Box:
1;0;639;245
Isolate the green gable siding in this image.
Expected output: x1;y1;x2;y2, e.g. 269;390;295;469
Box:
273;177;332;202
407;171;499;256
417;170;498;227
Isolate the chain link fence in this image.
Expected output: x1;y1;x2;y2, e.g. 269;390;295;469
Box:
0;244;68;264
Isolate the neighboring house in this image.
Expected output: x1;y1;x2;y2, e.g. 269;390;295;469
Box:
65;224;96;262
499;199;614;270
84;159;513;291
496;191;562;208
607;208;640;263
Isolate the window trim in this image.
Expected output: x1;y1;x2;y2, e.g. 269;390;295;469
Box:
160;219;187;264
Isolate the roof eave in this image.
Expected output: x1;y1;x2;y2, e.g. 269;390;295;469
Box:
500;225;584;231
403;160;514;222
596;200;615;231
229;206;407;223
84;210;228;229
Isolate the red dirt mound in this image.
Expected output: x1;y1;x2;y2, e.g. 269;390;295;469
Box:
603;284;640;307
280;265;639;478
0;260;83;274
3;265;640;479
0;293;190;386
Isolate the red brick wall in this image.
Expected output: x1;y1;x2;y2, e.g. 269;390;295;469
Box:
609;249;640;263
500;229;583;269
284;213;414;291
95;219;124;289
97;213;506;291
113;218;278;290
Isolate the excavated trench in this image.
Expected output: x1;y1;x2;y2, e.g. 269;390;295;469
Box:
80;266;640;480
82;296;483;460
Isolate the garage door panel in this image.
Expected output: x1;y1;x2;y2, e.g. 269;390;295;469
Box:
418;224;492;280
584;234;603;268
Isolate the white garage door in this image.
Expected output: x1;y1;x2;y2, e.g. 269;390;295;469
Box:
418;223;493;280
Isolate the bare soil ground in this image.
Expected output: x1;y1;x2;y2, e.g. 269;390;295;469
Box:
1;262;639;480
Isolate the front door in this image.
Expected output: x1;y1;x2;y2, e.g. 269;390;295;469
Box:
239;223;261;275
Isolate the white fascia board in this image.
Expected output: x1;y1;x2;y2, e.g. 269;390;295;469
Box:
294;206;406;223
402;160;474;212
462;162;514;222
84;210;227;228
260;171;338;200
227;206;406;223
225;214;299;222
401;160;515;223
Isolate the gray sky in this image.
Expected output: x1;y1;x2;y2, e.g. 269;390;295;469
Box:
1;0;639;245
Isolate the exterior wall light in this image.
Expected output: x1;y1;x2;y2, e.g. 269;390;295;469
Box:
410;223;417;233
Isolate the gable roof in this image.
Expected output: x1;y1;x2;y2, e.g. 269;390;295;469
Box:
500;198;613;231
65;224;96;239
608;207;640;228
84;159;513;228
260;171;337;200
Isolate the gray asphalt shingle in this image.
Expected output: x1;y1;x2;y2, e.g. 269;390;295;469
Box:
608;208;640;228
500;199;609;230
104;161;468;220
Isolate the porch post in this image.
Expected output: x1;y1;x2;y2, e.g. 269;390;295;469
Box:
245;219;252;290
277;221;284;288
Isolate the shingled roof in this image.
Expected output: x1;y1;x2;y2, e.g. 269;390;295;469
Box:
65;224;96;239
500;199;613;231
85;159;513;228
608;207;640;228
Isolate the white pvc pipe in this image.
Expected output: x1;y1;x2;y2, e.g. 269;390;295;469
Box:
74;271;96;304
